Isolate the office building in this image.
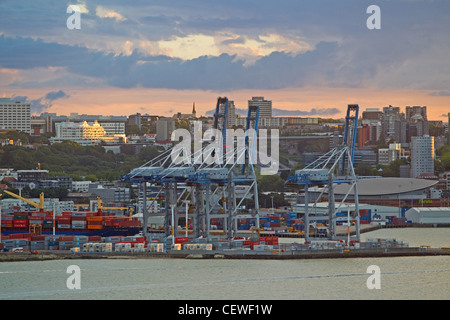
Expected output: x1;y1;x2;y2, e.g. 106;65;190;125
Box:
41;112;127;136
0;98;31;134
381;105;406;144
248;97;272;118
411;135;434;178
49;121;125;145
156;117;175;142
362;108;382;121
378;143;406;165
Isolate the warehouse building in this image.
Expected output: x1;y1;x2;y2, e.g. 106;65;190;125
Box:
405;207;450;224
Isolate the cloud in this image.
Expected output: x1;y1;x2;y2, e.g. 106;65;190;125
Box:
96;6;126;22
429;91;450;97
2;0;450;93
12;90;69;114
44;89;69;101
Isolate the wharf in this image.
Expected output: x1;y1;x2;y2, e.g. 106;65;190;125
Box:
237;224;382;238
2;246;450;262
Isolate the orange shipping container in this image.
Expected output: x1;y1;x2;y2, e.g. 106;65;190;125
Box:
87;225;103;230
87;216;103;222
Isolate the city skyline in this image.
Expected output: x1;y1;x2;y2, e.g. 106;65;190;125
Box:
1;1;450;120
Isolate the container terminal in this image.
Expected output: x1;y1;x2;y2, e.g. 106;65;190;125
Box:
2;98;450;260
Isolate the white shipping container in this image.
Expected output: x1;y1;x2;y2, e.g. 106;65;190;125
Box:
147;243;164;252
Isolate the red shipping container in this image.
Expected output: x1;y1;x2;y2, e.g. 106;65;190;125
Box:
175;237;189;244
56;216;71;221
59;235;74;241
31;235;46;241
270;222;281;227
88;236;102;241
9;234;24;239
71;216;86;221
29;215;44;220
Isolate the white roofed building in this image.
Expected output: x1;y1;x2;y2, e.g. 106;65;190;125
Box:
405;207;450;224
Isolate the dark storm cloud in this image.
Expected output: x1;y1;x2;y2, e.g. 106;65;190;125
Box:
1;0;450;92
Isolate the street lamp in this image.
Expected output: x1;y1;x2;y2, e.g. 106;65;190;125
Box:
271;196;274;214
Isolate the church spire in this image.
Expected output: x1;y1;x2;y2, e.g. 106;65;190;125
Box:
192;102;196;117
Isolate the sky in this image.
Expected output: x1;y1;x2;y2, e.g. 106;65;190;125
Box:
0;0;449;120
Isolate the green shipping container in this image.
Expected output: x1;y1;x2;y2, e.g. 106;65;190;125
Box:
13;215;28;220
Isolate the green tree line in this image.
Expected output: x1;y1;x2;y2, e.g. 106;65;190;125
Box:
0;141;160;181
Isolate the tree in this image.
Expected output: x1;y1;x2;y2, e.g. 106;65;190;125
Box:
355;162;374;176
258;174;285;192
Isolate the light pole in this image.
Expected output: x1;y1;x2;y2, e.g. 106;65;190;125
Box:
185;200;189;237
171;204;175;244
271;196;274;215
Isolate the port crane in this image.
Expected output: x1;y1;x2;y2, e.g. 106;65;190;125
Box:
3;190;45;211
122;97;262;239
287;104;360;243
92;196;135;220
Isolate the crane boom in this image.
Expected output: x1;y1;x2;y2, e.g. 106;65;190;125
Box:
3;190;45;210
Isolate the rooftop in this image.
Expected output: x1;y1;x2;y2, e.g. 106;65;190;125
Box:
333;177;438;196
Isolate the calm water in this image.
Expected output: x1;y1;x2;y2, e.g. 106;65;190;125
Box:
1;228;449;300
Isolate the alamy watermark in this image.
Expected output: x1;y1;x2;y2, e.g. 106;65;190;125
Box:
170;121;279;175
67;5;81;30
366;265;381;289
367;5;381;30
66;265;81;290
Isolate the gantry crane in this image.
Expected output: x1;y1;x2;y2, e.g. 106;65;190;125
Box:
288;104;360;243
122;97;261;240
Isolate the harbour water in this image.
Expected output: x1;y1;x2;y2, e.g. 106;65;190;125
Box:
0;228;449;300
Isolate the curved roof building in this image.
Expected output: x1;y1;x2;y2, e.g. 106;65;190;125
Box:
333;177;438;198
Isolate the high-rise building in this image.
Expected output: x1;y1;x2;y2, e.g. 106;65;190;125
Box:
248;97;272;118
406;106;427;121
358;124;371;147
226;101;236;128
448;113;450;145
411;135;434;178
381;105;406;144
362;108;382;121
406;106;429;138
0;98;31;134
156;117;175;142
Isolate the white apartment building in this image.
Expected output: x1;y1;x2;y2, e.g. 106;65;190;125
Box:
50;121;125;145
411;135;434;178
72;180;92;193
0;98;31;134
